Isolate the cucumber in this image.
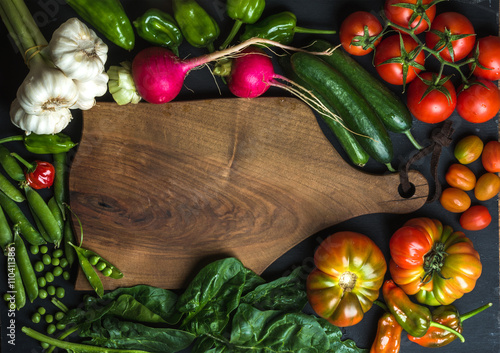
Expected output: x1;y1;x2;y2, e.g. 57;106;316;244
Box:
277;55;370;167
309;39;422;150
290;52;394;169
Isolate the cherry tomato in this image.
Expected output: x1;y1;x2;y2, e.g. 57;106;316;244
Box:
471;36;500;81
459;205;492;231
406;72;457;123
439;187;471;213
481;140;500;172
339;11;383;56
474;172;500;201
454;135;484;164
384;0;436;34
445;163;476;191
457;79;500;123
425;12;476;62
374;34;425;85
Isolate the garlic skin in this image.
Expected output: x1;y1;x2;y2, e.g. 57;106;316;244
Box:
72;72;109;110
11;99;72;135
48;18;108;82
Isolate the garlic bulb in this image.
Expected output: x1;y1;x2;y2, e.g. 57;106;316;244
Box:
107;62;142;105
72;72;109;110
11;99;72;135
48;18;108;82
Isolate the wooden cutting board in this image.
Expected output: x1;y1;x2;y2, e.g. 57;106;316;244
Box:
70;97;428;290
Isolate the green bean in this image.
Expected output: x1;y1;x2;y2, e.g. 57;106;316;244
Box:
0;145;24;181
24;186;62;246
0;190;45;246
0;173;24;202
14;230;38;302
52;153;67;218
70;243;104;298
48;197;64;231
14;261;26;310
0;204;13;250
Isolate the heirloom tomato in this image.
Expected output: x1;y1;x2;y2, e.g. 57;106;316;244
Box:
374;34;425;85
384;0;436;34
481;140;500;172
445;163;476;191
340;11;383;56
425;12;476;62
457;79;500;123
439;187;471;213
454;135;483;164
389;218;482;306
459;205;492;231
471;36;500;81
307;231;387;327
474;172;500;201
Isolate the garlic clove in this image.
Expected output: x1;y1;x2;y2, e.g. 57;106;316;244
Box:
72;71;109;110
10;99;73;135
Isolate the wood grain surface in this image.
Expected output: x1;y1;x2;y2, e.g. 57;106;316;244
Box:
69;97;429;290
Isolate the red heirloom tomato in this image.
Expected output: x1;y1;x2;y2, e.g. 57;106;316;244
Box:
406;72;457;123
339;11;383;56
475;172;500;201
374;34;425;85
457;79;500;123
384;0;436;34
445;163;476;191
460;205;492;231
389;218;482;306
471;36;500;81
481;140;500;173
306;231;387;327
425;12;476;62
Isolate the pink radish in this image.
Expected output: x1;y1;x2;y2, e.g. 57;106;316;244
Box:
131;37;335;104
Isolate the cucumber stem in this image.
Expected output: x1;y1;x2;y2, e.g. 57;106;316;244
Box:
404;130;423;150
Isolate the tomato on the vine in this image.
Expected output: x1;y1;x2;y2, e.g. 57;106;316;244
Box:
425;12;476;62
374;34;425;85
339;11;383;56
471;36;500;81
457;79;500;123
460;205;492;231
306;231;387;327
406;72;457;123
389;217;482;306
384;0;436;34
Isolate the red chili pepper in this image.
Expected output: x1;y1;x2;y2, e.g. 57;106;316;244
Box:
11;153;55;189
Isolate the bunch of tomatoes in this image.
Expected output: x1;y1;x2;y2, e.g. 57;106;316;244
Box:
339;0;500;124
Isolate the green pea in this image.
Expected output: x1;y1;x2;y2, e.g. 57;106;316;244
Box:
42;254;51;265
55;287;65;299
62;271;70;281
95;261;107;271
52;249;64;258
51;257;60;266
34;261;44;272
45;272;54;283
31;312;41;323
54;311;65;321
38;289;48;299
37;307;46;315
45;314;53;323
88;255;100;266
53;266;63;277
41;342;50;349
47;285;56;296
40;245;48;254
56;322;66;330
30;245;39;255
60;258;68;268
46;323;56;335
37;277;46;287
3;293;12;301
102;267;113;277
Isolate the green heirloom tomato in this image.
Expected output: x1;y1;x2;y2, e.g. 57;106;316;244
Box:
306;231;387;327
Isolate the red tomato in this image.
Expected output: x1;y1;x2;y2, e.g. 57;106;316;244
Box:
457;79;500;123
481;140;500;172
406;72;457;123
339;11;383;56
374;34;425;85
384;0;436;34
459;205;492;231
425;12;476;62
471;36;500;81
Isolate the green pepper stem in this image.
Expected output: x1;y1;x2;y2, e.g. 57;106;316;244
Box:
373;299;389;312
10;152;34;171
294;26;336;35
461;302;493;322
220;19;243;49
429;321;465;343
404;130;423;150
0;135;24;144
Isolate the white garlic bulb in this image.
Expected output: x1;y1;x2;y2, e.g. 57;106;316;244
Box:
10;99;73;135
72;71;109;110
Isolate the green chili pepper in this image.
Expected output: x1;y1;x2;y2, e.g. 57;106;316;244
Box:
172;0;220;52
0;145;24;181
0;190;45;246
69;242;104;298
0;133;77;154
239;11;336;45
220;0;265;48
14;226;38;302
133;8;183;56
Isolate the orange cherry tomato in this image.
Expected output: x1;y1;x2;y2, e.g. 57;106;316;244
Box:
481;140;500;173
439;187;471;213
454;135;484;164
474;172;500;201
459;205;492;231
445;163;476;191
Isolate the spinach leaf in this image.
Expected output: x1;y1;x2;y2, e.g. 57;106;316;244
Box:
315;318;369;353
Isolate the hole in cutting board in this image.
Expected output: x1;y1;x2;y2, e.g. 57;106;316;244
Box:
398;183;416;199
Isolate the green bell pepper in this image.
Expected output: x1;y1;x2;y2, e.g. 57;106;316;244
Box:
65;0;135;50
172;0;220;52
133;8;183;56
220;0;266;48
239;11;336;45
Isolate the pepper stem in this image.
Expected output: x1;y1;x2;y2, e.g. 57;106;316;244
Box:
295;26;336;35
429;321;465;343
220;19;243;49
461;302;493;322
0;135;24;144
10;152;34;171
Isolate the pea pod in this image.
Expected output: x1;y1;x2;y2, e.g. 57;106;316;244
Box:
27;204;52;244
13;261;27;310
69;242;104;298
48;197;64;232
63;218;76;268
0;133;77;154
53;152;68;219
74;246;123;279
0;145;24;181
0;173;24;203
14;227;38;302
0;190;45;246
0;205;13;251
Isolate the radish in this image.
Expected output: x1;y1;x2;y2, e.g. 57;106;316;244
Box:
131;37;335;104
